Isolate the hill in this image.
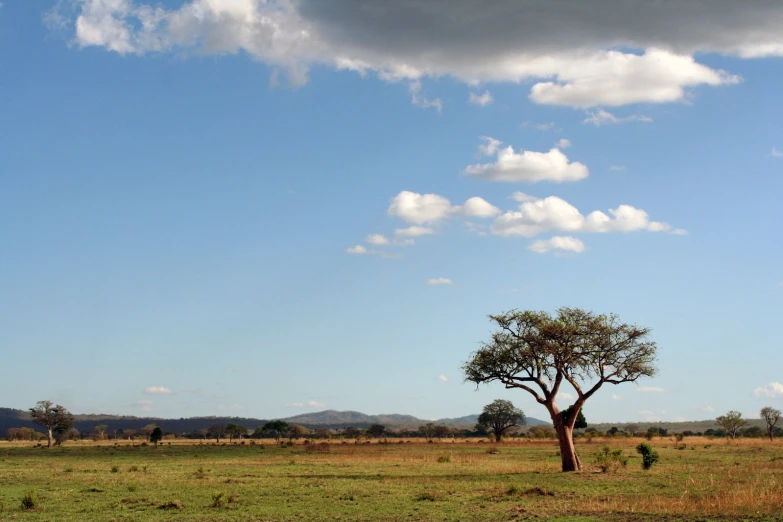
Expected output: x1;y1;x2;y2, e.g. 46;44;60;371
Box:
436;413;549;427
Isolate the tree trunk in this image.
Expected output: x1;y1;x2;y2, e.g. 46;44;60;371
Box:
494;432;501;443
47;428;53;448
552;414;581;472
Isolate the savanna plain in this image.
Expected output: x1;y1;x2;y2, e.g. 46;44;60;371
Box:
1;437;782;522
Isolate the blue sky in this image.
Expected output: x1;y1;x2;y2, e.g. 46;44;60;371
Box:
1;1;782;425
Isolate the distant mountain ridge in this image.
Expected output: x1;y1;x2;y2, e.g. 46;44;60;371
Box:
1;407;548;433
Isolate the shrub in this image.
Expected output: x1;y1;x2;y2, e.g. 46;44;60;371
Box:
111;465;120;473
437;455;451;463
64;466;74;473
636;442;660;470
127;483;138;492
211;491;228;508
20;490;38;510
128;465;139;472
594;446;628;473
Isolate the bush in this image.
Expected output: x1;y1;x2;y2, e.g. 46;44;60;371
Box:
636;442;660;470
20;490;38;510
211;491;228;508
128;465;139;472
110;465;120;473
437;455;451;463
594;446;628;473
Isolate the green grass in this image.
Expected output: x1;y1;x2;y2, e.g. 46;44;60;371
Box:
0;438;781;521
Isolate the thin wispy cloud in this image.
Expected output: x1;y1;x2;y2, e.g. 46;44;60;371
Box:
144;386;172;395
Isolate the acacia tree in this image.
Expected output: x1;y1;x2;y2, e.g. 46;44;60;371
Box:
367;424;386;439
760;407;781;441
477;399;526;442
464;308;657;472
715;411;747;439
29;400;74;448
209;423;227;443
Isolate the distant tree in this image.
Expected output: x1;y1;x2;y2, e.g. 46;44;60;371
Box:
740;426;764;438
464;308;657;472
560;407;587;429
123;428;137;440
343;427;361;439
226;422;247;441
197;428;209;440
29;400;74;448
418;423;437;441
141;424;158;441
150;427;163;446
625;424;639;436
313;428;332;439
477;399;526;443
209;424;227;443
288;424;309;440
65;427;81;441
715;411;747;439
433;425;452;439
367;424;386;439
262;421;289;441
93;424;108;440
761;407;781;441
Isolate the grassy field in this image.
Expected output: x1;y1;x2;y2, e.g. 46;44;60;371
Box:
1;437;782;521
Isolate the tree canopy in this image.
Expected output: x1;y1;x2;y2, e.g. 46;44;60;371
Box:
464;307;657;472
760;407;781;441
29;401;73;448
476;399;525;442
715;411;747;439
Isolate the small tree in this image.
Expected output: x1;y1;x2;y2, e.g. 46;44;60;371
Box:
262;421;289;442
464;308;657;472
418;423;437;441
761;407;781;441
343;427;361;439
367;424;386;439
150;427;163;447
29;400;74;448
141;424;158;441
625;424;639;436
209;424;227;443
123;428;137;440
93;424;108;440
715;411;747;439
288;424;309;440
226;422;247;442
477;399;526;442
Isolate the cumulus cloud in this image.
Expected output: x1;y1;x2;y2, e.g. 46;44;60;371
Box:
554;138;571;149
636;386;666;393
144;386;172;395
557;391;574;401
427;278;453;286
465;137;589;183
469;90;493;106
611;394;621;401
528;236;585;255
491;194;678;237
754;382;783;398
51;0;768;107
387;191;499;224
365;234;390;245
437;374;449;383
584;109;653;126
346;244;369;255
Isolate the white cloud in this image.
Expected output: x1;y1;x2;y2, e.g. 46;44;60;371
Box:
536;122;556;131
409;79;442;112
458;197;501;218
437;374;449;383
753;382;783;398
346;244;369;255
697;405;715;413
528;236;585;255
636;386;666;393
557;392;574;401
388;191;499;224
307;400;325;407
469;90;493;106
54;0;760;108
555;138;571;149
609;165;627;172
427;278;453;286
144;386;172;395
388;191;453;224
611;394;621;401
491;194;678;237
771;147;783;158
395;225;435;237
584;109;653;126
286;400;324;408
465;137;589;183
365;234;390;245
510;192;538;203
